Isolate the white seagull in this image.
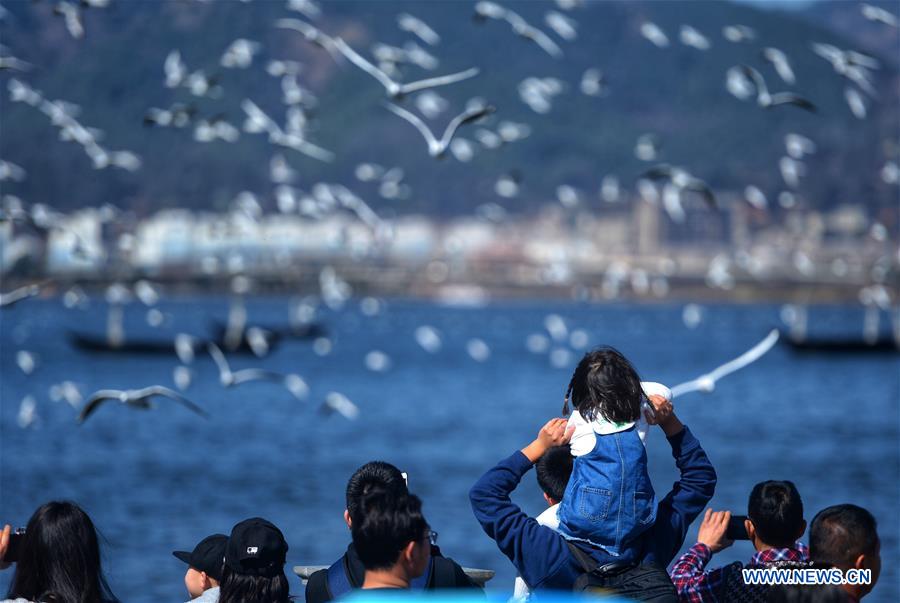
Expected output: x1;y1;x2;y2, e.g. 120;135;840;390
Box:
739;65;817;112
78;386;208;423
385;102;495;159
334;37;478;99
207;343;309;400
671;330;780;397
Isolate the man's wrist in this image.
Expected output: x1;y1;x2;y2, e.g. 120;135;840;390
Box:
660;415;684;437
521;440;547;463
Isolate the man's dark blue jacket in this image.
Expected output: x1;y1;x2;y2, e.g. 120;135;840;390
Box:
469;426;716;592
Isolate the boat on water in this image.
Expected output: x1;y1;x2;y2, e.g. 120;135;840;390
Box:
782;332;899;353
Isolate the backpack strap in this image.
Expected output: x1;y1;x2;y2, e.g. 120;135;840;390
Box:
566;541;601;573
325;555;353;600
410;554;434;589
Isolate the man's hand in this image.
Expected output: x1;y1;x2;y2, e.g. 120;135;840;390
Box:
522;418;575;463
696;508;734;554
645;394;684;437
0;524;11;570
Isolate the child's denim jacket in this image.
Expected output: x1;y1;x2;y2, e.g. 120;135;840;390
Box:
556;412;657;559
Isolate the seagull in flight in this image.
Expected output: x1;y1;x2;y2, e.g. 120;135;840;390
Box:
670;330;780;397
761;47;795;84
739;65;817;112
0;282;49;308
207;342;309;400
78;386;208;423
473;2;562;58
384;102;495;158
641;164;717;208
397;13;441;46
861;3;898;27
321;391;360;420
333;37;479;100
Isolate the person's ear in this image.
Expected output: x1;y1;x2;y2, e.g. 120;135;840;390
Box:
344;509;352;529
402;540;417;565
745;519;756;541
199;571;211;589
542;492;555;507
855;553;866;570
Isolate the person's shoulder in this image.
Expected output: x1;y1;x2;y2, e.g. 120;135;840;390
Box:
189;586;220;603
305;567;332;603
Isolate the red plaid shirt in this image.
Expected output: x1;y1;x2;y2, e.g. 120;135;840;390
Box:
669;541;810;603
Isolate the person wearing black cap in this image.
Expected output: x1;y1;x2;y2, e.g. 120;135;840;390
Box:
172;533;228;603
219;517;291;603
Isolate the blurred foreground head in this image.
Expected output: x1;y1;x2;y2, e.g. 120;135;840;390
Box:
6;500;119;603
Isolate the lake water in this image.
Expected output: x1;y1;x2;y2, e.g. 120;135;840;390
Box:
1;297;897;602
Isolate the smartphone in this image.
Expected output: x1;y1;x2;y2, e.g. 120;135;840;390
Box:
4;528;26;562
726;515;750;540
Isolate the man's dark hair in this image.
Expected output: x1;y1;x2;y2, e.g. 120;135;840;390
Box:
810;504;879;569
747;480;805;548
351;490;428;571
535;445;573;502
346;461;408;524
768;582;850;603
563;347;642;423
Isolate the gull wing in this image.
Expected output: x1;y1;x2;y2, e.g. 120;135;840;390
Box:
139;386;208;418
333;38;396;93
640;164;675;181
275;19;340;59
399;67;480;96
440;104;495;149
231;368;288;385
0;283;43;308
384;103;438;150
206;342;232;383
768;93;817;113
738;64;769;99
683;179;718;209
78;390;123;423
671;330;780;398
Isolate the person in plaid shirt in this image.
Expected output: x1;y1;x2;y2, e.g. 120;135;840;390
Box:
670;480;809;602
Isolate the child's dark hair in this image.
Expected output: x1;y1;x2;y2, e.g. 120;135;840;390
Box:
562;346;642;423
536;445;574;503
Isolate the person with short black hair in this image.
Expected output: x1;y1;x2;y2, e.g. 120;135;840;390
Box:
351;490;432;590
0;501;120;603
218;517;291;603
810;504;881;602
173;533;228;603
535;444;573;508
304;461;478;602
511;445;574;600
670;480;809;602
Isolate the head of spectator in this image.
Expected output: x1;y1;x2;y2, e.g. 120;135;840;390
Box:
562;347;642;424
351;489;432;589
810;504;880;600
173;533;227;600
745;480;806;551
218;517;290;603
344;460;408;528
2;500;119;603
535;444;573;506
768;580;851;602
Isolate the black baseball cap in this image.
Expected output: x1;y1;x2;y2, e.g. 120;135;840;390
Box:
224;517;288;578
172;534;228;582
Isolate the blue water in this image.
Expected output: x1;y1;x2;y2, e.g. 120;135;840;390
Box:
1;298;897;602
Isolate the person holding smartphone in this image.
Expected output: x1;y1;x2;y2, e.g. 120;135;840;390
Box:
669;480;809;602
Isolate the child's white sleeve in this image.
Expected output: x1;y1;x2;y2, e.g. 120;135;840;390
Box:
567;411;595;457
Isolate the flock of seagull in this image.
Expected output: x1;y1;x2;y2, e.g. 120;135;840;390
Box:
1;0;898;427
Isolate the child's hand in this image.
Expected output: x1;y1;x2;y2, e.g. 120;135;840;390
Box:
539;418;575;449
645;394;673;425
522;418;575;463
